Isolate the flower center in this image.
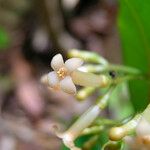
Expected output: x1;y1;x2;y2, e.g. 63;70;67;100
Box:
57;67;67;79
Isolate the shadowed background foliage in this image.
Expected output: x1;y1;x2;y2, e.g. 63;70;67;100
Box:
0;0;150;150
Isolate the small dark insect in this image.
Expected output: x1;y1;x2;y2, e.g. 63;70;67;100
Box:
109;70;117;79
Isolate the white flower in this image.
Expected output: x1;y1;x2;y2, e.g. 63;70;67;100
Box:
136;117;150;136
47;54;83;94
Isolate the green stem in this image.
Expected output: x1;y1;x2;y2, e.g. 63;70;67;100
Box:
108;64;141;75
113;74;141;84
81;118;118;136
93;118;119;126
80;64;142;75
97;86;115;109
81;125;104;135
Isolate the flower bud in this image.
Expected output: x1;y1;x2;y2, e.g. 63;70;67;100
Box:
109;127;125;141
68;49;108;65
72;70;110;87
76;87;95;101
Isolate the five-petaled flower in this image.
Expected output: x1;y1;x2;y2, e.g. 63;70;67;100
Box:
47;54;83;94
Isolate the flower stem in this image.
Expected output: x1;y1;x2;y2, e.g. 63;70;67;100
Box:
81;125;104;135
97;86;115;109
79;64;142;75
107;64;142;75
112;75;140;84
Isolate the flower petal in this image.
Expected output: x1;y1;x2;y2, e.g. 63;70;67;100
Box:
60;76;76;94
51;54;64;71
65;58;83;73
47;71;59;88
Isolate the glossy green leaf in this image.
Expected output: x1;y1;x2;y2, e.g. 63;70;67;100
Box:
118;0;150;111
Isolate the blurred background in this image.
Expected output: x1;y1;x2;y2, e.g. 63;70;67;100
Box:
0;0;149;149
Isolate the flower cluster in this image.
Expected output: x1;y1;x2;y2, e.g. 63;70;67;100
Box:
40;51;147;150
40;52;115;150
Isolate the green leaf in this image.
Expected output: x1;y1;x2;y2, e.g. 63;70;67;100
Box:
118;0;150;111
0;26;10;50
